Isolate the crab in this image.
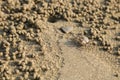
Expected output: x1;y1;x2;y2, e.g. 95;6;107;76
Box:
76;35;89;46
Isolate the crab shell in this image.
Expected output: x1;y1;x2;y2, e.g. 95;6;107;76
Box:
79;36;89;45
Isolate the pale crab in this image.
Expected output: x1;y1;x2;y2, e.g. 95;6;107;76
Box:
75;35;89;46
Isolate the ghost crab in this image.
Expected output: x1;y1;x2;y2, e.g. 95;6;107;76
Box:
74;34;90;46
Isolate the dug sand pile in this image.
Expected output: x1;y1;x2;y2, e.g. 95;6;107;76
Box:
0;0;120;80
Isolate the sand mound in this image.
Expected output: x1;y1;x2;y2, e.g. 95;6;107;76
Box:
0;0;119;80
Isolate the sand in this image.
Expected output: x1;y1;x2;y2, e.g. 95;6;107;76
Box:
0;0;120;80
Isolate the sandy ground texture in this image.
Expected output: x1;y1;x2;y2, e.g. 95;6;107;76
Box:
0;0;120;80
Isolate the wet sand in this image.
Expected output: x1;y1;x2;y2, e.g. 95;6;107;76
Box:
0;0;120;80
